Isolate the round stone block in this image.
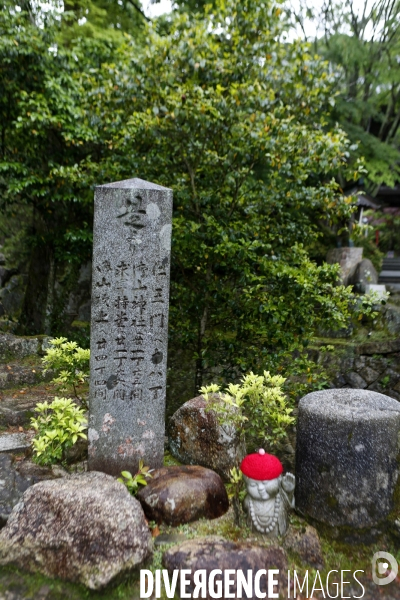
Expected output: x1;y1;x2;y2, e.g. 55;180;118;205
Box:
296;389;400;529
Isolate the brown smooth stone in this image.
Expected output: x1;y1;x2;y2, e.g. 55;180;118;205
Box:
137;465;229;525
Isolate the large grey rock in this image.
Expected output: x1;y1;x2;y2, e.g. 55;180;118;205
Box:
162;537;287;600
326;247;363;285
349;258;378;292
168;394;244;480
0;455;56;527
88;179;173;476
296;389;400;530
0;471;152;589
137;465;229;526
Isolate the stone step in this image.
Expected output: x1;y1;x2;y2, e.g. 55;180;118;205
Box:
0;333;52;362
0;396;40;427
0;362;52;391
382;258;400;269
0;383;87;428
356;338;400;355
380;257;400;284
379;277;400;283
379;258;400;283
0;383;57;427
379;270;400;283
379;270;400;277
0;433;30;454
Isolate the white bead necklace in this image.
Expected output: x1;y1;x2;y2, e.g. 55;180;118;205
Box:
248;494;281;534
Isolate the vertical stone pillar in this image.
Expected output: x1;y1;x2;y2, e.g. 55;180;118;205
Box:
88;178;173;476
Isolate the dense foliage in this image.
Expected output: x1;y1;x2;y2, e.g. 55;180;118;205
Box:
0;5;107;332
201;371;295;454
110;1;360;386
1;0;363;390
291;0;400;192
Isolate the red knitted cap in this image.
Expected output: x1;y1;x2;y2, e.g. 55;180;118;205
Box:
240;449;283;481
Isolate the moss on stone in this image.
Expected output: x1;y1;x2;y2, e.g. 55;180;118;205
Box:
388;445;400;524
326;495;339;509
2;506;400;599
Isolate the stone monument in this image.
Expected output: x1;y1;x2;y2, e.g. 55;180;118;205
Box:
88;178;173;475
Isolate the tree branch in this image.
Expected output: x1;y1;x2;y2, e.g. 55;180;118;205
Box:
125;0;152;22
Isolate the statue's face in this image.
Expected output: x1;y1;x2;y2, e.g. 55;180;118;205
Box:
245;476;280;500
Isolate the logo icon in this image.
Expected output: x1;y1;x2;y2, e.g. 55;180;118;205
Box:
372;551;398;586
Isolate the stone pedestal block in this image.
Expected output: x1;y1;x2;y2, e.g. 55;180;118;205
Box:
296;389;400;529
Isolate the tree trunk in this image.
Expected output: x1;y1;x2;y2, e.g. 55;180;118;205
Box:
44;253;56;335
19;242;52;335
194;305;208;394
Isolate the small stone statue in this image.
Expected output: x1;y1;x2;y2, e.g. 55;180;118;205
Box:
241;449;295;536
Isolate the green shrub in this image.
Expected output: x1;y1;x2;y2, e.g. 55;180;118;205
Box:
42;337;90;405
31;397;87;466
118;461;153;495
352;289;389;325
200;370;295;454
201;371;295;525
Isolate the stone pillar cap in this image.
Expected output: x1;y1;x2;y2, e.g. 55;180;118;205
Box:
299;388;400;421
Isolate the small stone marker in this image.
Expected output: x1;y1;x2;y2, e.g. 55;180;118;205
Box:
88;178;173;475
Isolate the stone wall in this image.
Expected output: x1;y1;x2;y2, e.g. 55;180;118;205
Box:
309;338;400;402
